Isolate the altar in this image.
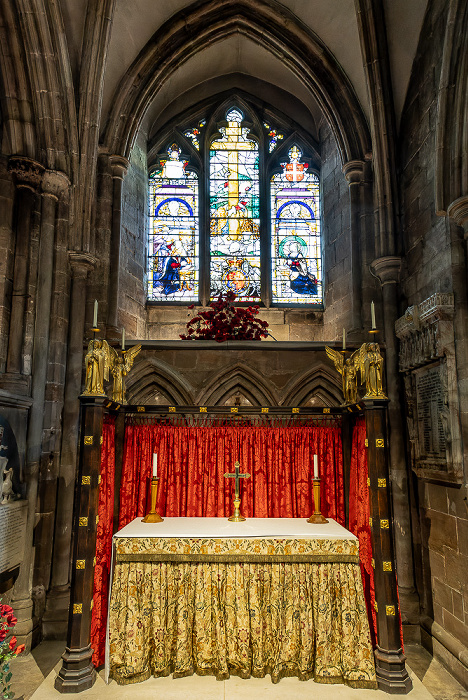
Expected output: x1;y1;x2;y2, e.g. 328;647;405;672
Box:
107;517;377;689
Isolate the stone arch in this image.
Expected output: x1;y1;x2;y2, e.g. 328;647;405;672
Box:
281;365;343;407
197;363;279;406
126;357;195;405
102;0;370;165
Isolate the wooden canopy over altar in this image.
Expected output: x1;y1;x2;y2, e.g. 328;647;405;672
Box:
53;340;412;695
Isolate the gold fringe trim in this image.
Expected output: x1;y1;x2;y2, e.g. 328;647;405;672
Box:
110;667;377;689
115;553;360;564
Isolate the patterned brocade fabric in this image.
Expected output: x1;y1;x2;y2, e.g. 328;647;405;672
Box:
109;537;377;688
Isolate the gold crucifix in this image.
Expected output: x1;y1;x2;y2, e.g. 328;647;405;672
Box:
224;460;250;522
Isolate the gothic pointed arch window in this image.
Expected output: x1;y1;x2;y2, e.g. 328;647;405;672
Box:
147;103;322;307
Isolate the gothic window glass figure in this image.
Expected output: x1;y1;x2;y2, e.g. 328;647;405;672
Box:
263;122;284;152
209;109;260;301
147;144;199;301
183;120;206;150
271;146;322;304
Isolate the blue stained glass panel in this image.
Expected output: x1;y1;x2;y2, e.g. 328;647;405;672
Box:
271;146;322;304
147;145;199;301
209;110;260;300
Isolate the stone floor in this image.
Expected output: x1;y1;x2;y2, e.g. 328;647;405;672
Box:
9;642;468;700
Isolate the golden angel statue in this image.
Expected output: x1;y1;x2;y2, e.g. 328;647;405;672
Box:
109;344;141;404
83;339;112;395
325;346;359;404
354;342;387;399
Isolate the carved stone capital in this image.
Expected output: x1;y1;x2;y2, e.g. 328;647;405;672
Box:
342;159;365;185
8;156;45;191
371;256;401;286
447;195;468;235
109;155;130;180
68;252;98;280
42;170;71;200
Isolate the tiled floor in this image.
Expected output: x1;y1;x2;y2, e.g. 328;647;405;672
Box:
9;642;468;700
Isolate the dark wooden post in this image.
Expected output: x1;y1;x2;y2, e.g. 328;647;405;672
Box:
55;396;106;693
363;398;412;694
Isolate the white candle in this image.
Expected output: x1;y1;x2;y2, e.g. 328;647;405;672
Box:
93;299;98;328
342;327;346;350
122;327;125;351
371;301;376;330
314;454;319;479
152;453;158;478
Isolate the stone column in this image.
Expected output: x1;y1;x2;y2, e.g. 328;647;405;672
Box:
12;169;70;650
106;156;129;335
343;160;365;334
44;252;97;638
5;158;44;386
371;256;419;626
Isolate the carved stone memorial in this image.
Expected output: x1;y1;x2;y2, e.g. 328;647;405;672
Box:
0;500;28;573
395;293;462;482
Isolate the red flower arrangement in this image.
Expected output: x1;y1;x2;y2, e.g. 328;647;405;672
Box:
180;291;269;342
1;602;25;699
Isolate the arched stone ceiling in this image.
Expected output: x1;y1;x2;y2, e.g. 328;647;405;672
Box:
74;0;427;133
141;34;322;142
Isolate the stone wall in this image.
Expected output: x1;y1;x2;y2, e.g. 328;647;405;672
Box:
399;0;468;686
119;129;148;339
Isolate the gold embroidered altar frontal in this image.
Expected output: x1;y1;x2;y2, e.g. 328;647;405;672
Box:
108;522;377;688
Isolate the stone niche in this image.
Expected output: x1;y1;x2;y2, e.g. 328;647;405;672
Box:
395;293;462;482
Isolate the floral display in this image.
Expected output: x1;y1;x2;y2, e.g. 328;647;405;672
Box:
0;603;24;699
180;291;269;342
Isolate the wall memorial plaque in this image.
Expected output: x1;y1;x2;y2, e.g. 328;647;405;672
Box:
415;364;447;471
0;500;27;573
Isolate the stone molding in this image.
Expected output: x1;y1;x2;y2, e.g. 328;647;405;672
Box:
68;252;98;279
342;159;365;184
8;156;45;191
371;256;401;286
42;170;71;200
109;155;130;180
447;195;468;236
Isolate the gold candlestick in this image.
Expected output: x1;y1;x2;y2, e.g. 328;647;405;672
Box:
142;477;164;523
307;478;329;524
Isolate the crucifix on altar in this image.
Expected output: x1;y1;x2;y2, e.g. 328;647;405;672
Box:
224;460;250;521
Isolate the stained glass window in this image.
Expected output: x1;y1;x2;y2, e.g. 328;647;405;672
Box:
147;145;199;301
263;122;284;152
271;146;322;304
184;120;206;150
148;105;323;308
209;109;260;301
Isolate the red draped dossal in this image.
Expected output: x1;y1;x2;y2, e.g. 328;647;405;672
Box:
90;416;115;667
92;420;346;667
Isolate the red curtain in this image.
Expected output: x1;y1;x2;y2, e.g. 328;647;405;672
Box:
119;422;345;526
348;416;377;644
90;416;115;667
91;418;344;667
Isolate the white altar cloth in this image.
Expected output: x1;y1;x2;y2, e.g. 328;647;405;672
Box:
114;516;356;540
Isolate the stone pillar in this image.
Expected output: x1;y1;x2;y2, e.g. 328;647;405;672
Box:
371;256;419;626
363;398;412;693
106;155;129;335
343;160;365;334
12;169;70;650
4;158;44;386
55;396;106;693
44;252;97;638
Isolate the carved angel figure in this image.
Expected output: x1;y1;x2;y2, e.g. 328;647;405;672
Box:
109;344;141;404
354;342;387;399
83;339;112;395
325;347;359;404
